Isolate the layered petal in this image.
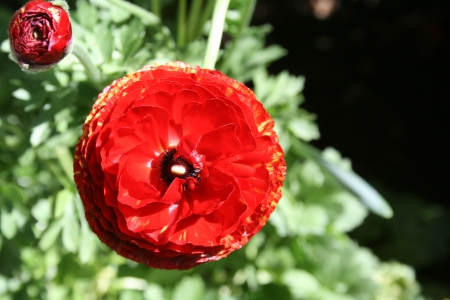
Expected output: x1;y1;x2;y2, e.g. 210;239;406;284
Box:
74;62;286;270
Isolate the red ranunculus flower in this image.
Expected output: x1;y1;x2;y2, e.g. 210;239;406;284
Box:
9;0;72;72
74;62;286;270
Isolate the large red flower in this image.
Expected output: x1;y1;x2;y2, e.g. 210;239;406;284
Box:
9;0;72;71
74;62;286;270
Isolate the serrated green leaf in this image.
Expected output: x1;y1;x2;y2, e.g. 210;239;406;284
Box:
288;117;320;142
95;22;115;63
117;19;145;63
75;0;99;30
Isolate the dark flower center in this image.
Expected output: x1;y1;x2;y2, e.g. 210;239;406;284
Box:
32;27;44;40
160;148;201;186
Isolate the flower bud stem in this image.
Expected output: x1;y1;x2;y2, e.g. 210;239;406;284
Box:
203;0;230;70
71;43;103;90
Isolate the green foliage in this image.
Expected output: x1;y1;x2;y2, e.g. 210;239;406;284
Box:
0;0;423;299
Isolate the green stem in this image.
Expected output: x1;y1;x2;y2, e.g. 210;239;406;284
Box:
71;43;103;89
105;0;159;25
186;0;203;43
195;0;215;39
177;0;187;47
203;0;230;69
217;0;256;71
151;0;161;20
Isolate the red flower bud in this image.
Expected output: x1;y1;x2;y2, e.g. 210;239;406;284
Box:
9;0;72;72
74;62;286;270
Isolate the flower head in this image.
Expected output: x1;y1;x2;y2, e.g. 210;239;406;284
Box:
74;62;286;270
9;0;72;72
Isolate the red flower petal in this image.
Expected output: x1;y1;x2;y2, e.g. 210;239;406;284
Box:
74;62;286;270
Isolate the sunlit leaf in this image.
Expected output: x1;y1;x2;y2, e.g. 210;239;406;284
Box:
172;276;205;300
293;140;393;218
1;209;17;239
281;269;321;299
39;221;62;250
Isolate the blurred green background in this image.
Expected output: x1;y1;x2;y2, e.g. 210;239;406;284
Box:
0;0;448;299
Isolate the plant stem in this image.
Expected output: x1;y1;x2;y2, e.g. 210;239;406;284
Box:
195;0;215;39
186;0;203;43
177;0;187;47
217;0;256;71
71;43;103;89
105;0;159;25
151;0;161;20
203;0;230;69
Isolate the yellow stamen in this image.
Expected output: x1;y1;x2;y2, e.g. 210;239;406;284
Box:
171;164;186;176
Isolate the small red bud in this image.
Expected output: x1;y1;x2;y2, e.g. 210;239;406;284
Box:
9;0;73;72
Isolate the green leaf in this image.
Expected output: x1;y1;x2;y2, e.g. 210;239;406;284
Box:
110;5;131;23
39;221;62;250
293;140;393;218
78;226;98;264
12;88;31;101
254;70;305;108
172;276;205;300
288;117;320;142
62;200;80;253
54;189;73;219
32;199;52;224
269;189;302;237
117;19;145;63
281;269;321;299
95;22;115;63
143;284;166;300
75;0;99;30
0;184;27;213
30;121;51;147
330;192;368;232
1;209;17;239
297;205;329;236
54;146;74;183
